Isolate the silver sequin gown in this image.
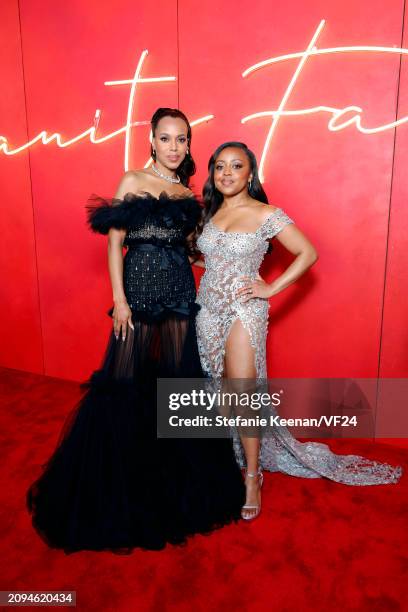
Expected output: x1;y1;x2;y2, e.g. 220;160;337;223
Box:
196;208;402;486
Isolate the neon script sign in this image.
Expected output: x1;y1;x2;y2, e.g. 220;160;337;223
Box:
241;19;408;181
0;49;214;171
1;20;407;181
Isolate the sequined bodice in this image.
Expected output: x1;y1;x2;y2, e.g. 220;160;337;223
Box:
197;209;294;314
123;211;193;313
86;191;201;319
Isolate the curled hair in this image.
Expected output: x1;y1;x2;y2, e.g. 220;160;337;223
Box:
202;141;268;224
194;142;272;253
150;107;196;187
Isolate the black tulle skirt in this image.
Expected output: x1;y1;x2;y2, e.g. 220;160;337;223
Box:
26;309;245;554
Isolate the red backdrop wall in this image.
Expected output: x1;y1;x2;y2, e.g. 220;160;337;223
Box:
1;1;407;389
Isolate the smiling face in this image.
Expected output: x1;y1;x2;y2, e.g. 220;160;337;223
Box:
213;147;253;196
152;116;189;172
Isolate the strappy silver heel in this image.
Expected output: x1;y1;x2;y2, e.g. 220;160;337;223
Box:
241;467;263;521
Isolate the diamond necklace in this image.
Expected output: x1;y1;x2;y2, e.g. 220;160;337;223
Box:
151;163;181;184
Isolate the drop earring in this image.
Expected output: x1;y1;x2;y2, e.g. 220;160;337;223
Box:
248;179;252;190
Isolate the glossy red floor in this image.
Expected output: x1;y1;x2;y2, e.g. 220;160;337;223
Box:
0;366;407;611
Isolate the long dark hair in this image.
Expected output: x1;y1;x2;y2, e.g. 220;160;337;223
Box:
202;141;268;224
150;107;196;187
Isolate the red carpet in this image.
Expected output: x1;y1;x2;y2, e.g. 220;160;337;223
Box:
0;366;407;612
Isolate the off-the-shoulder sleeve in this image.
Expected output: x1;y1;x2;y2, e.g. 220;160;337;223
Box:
258;208;294;241
85;194;132;234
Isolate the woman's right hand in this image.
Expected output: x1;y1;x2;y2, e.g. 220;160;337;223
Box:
112;300;134;341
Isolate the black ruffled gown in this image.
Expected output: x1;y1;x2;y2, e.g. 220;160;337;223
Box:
26;191;245;554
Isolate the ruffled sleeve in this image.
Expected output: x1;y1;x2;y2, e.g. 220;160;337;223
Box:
85;194;136;234
258;208;294;241
85;192;203;236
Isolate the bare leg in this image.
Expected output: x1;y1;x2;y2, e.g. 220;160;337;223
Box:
224;319;262;520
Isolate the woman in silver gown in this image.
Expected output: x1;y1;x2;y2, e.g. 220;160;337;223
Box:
195;141;402;521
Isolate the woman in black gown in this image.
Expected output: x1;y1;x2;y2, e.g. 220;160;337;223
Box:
26;108;245;554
